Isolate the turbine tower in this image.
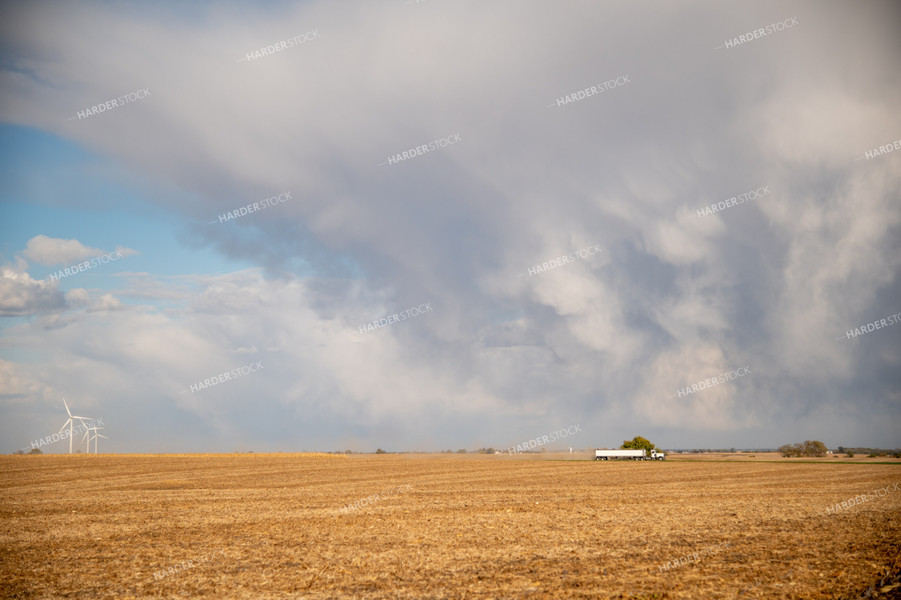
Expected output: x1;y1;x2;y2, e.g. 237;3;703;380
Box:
83;425;108;453
94;430;108;453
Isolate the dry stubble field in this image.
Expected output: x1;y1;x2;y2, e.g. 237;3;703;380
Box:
1;453;900;600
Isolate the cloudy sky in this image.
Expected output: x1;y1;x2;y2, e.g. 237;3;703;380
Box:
1;0;899;454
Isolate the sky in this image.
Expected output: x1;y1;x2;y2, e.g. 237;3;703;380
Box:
1;0;899;454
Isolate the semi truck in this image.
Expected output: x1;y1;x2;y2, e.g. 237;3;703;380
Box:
595;449;666;460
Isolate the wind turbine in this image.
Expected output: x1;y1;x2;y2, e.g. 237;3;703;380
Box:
58;398;92;454
94;430;108;454
83;425;108;453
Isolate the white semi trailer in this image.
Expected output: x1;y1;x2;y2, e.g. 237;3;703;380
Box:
595;449;666;461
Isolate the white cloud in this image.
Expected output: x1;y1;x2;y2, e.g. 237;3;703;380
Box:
1;0;900;450
22;235;104;266
0;260;66;316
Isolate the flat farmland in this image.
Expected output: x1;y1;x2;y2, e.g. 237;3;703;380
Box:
1;454;900;599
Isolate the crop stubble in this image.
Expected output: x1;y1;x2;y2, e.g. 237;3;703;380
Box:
1;454;899;599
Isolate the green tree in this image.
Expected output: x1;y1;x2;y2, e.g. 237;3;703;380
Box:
375;448;387;454
621;436;657;453
801;440;827;457
780;441;827;457
778;443;801;457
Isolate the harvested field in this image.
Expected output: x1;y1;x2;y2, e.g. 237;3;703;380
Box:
1;454;900;599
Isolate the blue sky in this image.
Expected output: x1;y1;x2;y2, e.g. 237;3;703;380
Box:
0;125;254;282
1;0;900;454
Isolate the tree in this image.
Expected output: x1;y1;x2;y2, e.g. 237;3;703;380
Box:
779;441;827;457
621;436;657;453
375;448;387;454
779;444;800;457
801;440;827;457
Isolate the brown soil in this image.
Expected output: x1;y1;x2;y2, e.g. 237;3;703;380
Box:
1;453;899;599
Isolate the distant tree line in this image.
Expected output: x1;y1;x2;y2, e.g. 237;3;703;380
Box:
10;448;43;455
837;447;901;458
